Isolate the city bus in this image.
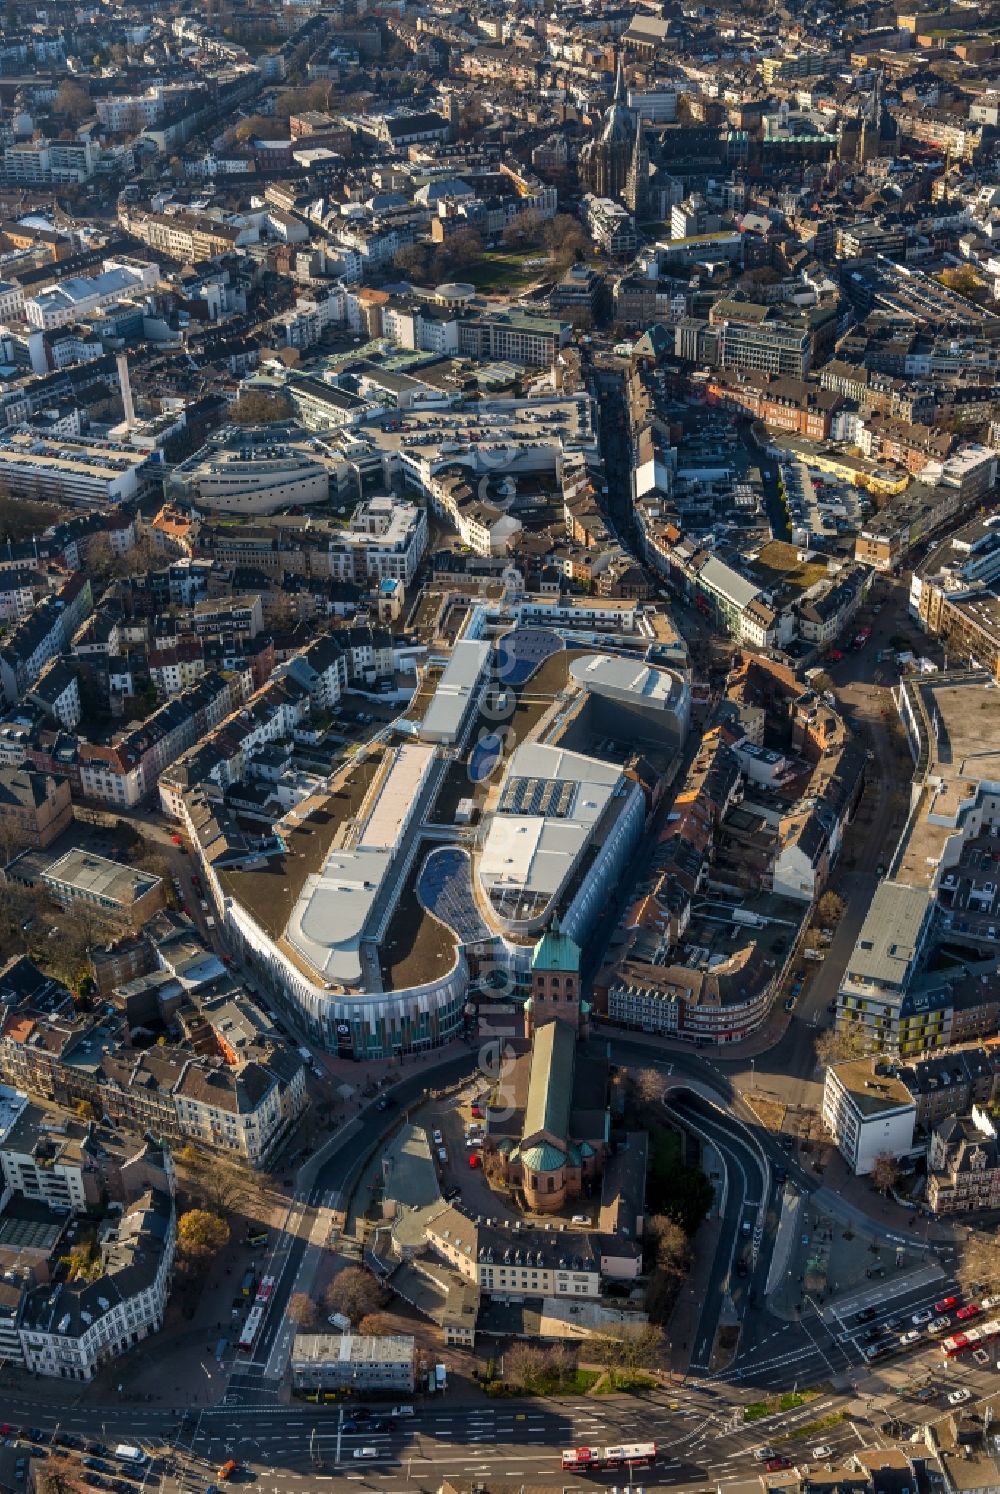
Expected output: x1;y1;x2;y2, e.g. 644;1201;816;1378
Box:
941;1319;1000;1359
562;1443;657;1472
237;1304;264;1355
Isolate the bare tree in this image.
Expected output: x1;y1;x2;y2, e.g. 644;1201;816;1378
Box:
647;1214;689;1276
870;1153;899;1195
85;531;158;583
815;1022;872;1068
630;1066;666;1107
176;1144;266;1216
55;80;91;122
357;1311;396;1336
816;890;846;925
230;390;293;426
287;1292;318;1328
322;1266;385;1325
503;1342;549;1391
595;1321;666;1373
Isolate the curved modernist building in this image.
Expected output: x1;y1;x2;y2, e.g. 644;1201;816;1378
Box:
568;653;690;750
170;424;334;515
174;625;685;1059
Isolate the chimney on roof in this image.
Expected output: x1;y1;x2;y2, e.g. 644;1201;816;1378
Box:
117;351;136;430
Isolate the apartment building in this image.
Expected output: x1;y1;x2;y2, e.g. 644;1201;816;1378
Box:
290;1333;416;1393
0;766;72;850
19;1185;175;1381
0;432;150;507
928;1107;1000;1214
122;209;249;263
24;262;159;332
457;310;570;369
581;195;638;257
821;1057;917;1175
171;1051;305;1166
837;882;938;1054
426;1206;605;1298
38;850;166;933
327;496;427;585
0;576;93;708
0;1091;95;1213
1;139;100;184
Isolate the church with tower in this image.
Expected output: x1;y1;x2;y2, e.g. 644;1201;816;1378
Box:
837;69;898;166
579;56;650;217
484;923;609;1214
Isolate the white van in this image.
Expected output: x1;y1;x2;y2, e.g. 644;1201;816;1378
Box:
115;1447;147;1465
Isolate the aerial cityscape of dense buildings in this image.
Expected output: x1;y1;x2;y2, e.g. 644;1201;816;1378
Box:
5;0;1000;1485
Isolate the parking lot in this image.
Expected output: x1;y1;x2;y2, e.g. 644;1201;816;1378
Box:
1;1429;158;1494
428;1091;517;1221
779;455;869;548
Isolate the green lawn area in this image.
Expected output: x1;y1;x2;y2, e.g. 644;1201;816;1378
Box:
485;1368;602;1397
591;1370;658;1394
744;1390;819;1422
464;250;551;293
485;1367;655;1398
775;1410;846;1443
752;539;830;594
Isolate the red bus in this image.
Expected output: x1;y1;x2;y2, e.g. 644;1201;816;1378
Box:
941;1319;1000;1358
562;1444;656;1472
238;1303;265;1355
254;1275;276;1306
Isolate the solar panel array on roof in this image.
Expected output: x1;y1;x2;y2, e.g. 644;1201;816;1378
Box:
498;776;576;818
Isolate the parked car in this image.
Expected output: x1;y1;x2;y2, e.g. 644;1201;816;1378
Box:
934;1296;958;1313
432;1130;443;1146
353;1449;379;1461
898;1330;920;1347
948;1389;971;1406
753;1449;776;1463
766;1458;791;1472
956;1304;982;1322
911;1309;932;1326
857;1307;878;1323
812;1446;834;1461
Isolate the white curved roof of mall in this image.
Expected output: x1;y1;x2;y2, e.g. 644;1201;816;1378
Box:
569;653;686;710
285;742;437;987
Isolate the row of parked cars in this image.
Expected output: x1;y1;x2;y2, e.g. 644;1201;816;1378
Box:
855;1293;1000;1363
3;1430;147;1494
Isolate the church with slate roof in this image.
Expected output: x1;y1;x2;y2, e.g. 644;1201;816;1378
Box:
485;924;608;1214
